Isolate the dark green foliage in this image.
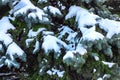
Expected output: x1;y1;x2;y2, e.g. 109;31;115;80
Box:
1;0;120;80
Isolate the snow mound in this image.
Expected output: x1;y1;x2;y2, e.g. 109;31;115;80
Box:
0;32;13;47
42;35;67;54
98;19;120;38
6;42;26;61
0;17;15;33
65;5;87;20
44;6;62;17
10;0;49;23
81;30;104;41
63;44;87;60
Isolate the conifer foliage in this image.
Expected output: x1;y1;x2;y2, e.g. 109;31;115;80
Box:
0;0;120;79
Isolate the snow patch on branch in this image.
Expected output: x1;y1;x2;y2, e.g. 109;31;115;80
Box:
47;68;65;78
44;6;62;17
6;42;26;61
0;32;13;47
102;61;115;68
42;35;67;55
0;17;15;33
38;0;47;3
28;28;46;38
98;19;120;38
10;0;49;24
33;40;40;54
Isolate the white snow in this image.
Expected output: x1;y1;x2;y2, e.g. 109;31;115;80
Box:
25;38;34;47
63;51;74;60
97;77;103;80
10;0;35;16
10;0;49;23
58;26;74;39
97;74;110;80
94;56;99;61
58;26;77;50
0;43;2;49
6;42;25;61
0;17;15;33
66;5;99;28
0;32;13;47
33;40;40;54
47;70;52;75
93;68;97;73
63;44;87;60
5;59;20;68
0;56;6;68
42;35;67;54
42;31;54;36
65;5;86;20
76;44;87;55
28;7;48;22
44;6;62;16
0;44;4;53
0;64;4;68
0;44;2;51
98;18;120;38
80;26;104;41
28;28;46;38
47;68;65;77
38;0;47;3
28;12;36;19
1;0;9;5
102;61;115;68
66;6;104;41
103;74;111;79
81;30;104;41
11;0;27;12
57;1;66;10
77;12;98;29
